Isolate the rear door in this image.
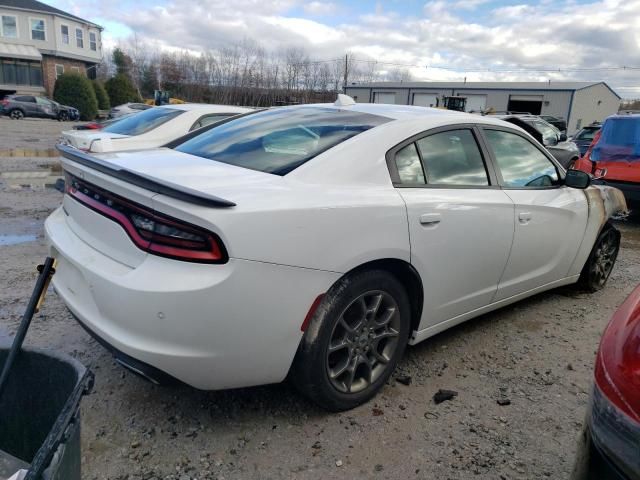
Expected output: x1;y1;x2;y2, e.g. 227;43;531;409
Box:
15;96;37;115
388;126;515;327
480;127;588;300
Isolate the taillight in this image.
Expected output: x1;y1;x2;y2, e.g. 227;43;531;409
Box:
590;285;640;477
0;99;8;106
64;173;227;263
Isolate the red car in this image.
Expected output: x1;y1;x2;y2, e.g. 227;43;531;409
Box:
572;284;640;479
574;114;640;208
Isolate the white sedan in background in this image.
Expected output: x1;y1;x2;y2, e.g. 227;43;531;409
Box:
61;104;252;153
47;96;627;411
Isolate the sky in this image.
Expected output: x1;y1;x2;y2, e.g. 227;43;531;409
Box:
48;0;640;97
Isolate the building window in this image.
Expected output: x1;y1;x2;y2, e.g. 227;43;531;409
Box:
0;59;43;86
71;66;81;74
1;15;17;38
55;64;64;78
89;32;97;51
76;28;83;48
61;25;69;44
30;18;46;41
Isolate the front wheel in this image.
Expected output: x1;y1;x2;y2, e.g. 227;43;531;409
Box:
291;270;411;411
58;111;69;121
579;225;620;292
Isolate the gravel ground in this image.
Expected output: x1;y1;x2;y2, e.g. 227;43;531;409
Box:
0;119;638;480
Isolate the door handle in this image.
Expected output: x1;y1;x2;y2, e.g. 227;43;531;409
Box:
419;213;442;226
518;212;532;224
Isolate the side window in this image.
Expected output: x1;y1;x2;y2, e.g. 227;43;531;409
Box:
190;114;230;131
416;129;489;186
394;143;425;184
15;96;35;103
484;129;559;188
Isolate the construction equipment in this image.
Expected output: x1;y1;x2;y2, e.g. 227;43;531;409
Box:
437;95;467;112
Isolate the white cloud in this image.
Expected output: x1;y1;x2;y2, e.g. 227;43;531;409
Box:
303;1;338;16
52;0;640;97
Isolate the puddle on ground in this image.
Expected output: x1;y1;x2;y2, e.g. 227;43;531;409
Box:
0;234;37;246
0;167;62;189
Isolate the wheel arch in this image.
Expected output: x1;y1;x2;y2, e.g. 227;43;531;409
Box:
341;258;424;334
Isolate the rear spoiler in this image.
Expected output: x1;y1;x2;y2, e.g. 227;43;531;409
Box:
56;144;236;208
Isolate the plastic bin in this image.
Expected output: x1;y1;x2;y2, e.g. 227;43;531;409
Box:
0;343;93;480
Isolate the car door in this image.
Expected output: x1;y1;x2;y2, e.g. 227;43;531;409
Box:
388;126;515;327
35;97;56;118
480;127;589;301
15;96;37;116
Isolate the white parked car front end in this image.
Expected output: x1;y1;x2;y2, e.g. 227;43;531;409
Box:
46;99;628;410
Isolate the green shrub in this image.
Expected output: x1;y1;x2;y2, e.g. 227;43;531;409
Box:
91;79;110;110
104;74;142;107
53;73;98;121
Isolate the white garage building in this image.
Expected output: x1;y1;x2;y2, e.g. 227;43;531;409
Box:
344;81;621;134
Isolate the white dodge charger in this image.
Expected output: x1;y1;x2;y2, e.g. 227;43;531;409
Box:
46;96;627;411
60;103;252;153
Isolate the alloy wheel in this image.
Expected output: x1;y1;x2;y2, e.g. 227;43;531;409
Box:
10;110;23;120
590;229;618;288
326;290;401;394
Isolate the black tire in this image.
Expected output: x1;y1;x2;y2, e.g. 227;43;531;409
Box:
579;224;620;292
9;109;24;120
291;269;411;411
58;111;69;121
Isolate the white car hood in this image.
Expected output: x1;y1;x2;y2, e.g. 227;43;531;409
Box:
62;130;129;150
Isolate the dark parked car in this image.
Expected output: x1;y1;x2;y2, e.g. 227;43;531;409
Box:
572;283;640;480
0;95;79;121
540;114;568;132
496;114;580;168
571;123;602;156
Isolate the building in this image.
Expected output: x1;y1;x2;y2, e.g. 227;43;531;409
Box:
344;81;621;134
0;0;102;98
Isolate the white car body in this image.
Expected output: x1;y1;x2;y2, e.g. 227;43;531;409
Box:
45;101;627;392
109;102;151;118
61;104;252;153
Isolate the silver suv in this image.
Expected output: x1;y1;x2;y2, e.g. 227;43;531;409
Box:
0;95;79;121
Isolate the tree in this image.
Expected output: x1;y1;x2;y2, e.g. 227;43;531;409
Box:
105;74;142;106
53;73;98;120
91;79;110;110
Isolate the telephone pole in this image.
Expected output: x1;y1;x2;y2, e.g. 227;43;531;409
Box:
343;53;348;93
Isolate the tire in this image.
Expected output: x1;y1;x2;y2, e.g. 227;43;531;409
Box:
58;111;69;121
579;224;620;292
291;269;411;411
9;109;24;120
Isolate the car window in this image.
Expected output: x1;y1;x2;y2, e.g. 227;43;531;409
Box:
102;107;184;136
527;120;559;145
189;114;231;132
394;143;425;184
130;104;149;110
575;128;598;141
484;129;559;188
416;129;489;186
175;107;390;175
36;97;53;105
15;96;35;103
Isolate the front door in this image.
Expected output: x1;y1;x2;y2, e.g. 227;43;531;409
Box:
389;127;515;327
480;127;589;300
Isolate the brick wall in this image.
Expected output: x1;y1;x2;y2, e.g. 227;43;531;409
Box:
41;55;88;96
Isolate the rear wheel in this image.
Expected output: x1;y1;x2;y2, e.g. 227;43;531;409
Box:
9;109;24;120
579;225;620;292
292;270;410;411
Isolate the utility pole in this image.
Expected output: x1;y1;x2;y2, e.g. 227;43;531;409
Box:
343;53;348;93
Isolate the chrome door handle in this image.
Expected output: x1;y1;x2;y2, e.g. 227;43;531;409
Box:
518;212;532;224
419;213;442;226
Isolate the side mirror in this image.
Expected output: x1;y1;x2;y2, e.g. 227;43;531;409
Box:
559;133;568;142
544;136;559;147
565;169;591;189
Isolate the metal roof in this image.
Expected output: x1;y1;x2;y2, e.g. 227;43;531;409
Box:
0;0;101;29
0;43;41;61
348;81;618;94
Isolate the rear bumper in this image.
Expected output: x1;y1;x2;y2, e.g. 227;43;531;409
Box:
45;206;340;390
572;425;631;480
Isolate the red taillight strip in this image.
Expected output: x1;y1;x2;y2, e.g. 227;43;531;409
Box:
301;294;325;332
66;176;227;263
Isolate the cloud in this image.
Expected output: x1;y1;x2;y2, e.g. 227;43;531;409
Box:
303;1;338;16
49;0;640;97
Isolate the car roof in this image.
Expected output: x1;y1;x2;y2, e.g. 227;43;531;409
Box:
161;103;251;112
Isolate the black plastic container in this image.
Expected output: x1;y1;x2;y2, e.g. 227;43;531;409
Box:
0;343;93;480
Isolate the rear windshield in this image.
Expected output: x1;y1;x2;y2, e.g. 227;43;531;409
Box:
575;127;599;141
175;107;390;175
102;107;184;136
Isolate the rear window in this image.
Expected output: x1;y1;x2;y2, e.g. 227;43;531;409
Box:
102;107;184;136
175;107;390;175
575;127;599;141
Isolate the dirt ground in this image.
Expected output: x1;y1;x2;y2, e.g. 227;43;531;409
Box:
0;117;639;480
